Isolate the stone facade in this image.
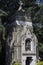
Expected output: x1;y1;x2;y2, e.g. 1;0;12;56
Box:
11;21;38;65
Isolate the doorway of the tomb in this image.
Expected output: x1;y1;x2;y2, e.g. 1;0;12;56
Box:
26;57;32;65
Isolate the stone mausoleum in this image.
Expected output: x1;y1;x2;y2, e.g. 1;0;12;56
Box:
11;10;38;65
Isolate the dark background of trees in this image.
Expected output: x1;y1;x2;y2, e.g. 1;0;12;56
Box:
0;0;43;65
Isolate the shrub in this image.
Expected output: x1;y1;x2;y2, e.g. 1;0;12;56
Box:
13;62;21;65
37;61;43;65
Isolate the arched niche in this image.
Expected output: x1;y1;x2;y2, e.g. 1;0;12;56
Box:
25;38;31;51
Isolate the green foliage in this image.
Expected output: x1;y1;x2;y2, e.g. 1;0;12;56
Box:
31;4;43;59
0;9;8;16
0;0;20;15
0;10;7;65
37;61;43;65
13;62;21;65
21;0;35;7
38;43;43;52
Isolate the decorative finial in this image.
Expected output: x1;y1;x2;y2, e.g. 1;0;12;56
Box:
18;1;25;12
